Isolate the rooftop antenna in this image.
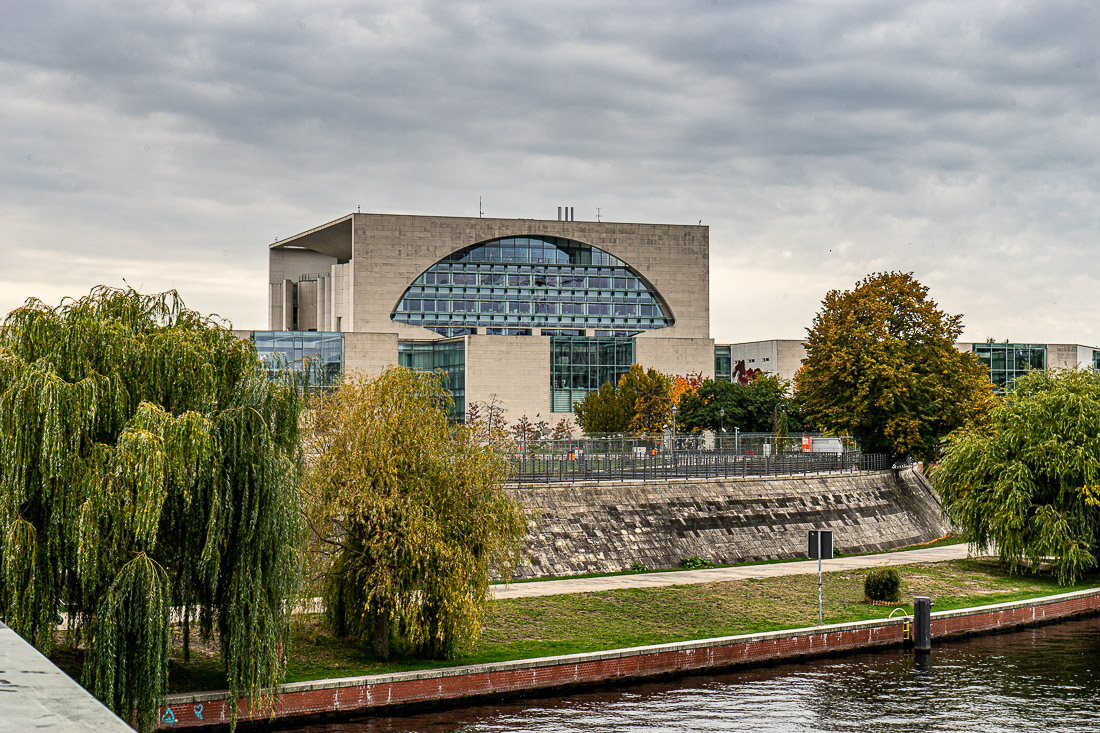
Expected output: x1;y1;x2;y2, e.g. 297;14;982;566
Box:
357;205;361;213
479;196;483;218
596;207;602;222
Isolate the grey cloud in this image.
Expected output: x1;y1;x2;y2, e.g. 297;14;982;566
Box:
1;0;1098;342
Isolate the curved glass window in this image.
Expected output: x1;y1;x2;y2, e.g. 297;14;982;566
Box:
392;236;671;332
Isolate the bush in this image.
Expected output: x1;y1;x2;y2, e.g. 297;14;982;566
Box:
629;562;649;572
864;566;902;602
680;556;714;570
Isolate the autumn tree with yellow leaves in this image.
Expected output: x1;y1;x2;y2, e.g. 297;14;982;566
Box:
795;272;995;461
304;367;527;660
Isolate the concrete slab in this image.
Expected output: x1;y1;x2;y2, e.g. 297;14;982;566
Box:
492;543;984;599
0;623;132;732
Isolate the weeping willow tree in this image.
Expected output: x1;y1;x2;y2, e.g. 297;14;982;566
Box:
932;368;1100;584
0;287;302;732
304;367;527;660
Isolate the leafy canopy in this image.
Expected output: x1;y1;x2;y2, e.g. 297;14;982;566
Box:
0;287;302;732
304;367;527;660
795;272;995;460
573;364;673;435
677;374;801;434
933;368;1100;584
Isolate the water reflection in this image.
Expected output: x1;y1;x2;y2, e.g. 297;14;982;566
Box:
280;615;1100;732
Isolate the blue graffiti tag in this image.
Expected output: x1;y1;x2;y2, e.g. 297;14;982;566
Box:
193;703;204;720
161;707;176;724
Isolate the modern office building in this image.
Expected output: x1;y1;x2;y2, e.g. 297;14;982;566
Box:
718;340;808;383
956;342;1100;389
725;338;1100;389
255;212;715;421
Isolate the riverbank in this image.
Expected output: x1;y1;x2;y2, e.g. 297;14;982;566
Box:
157;585;1100;730
152;554;1094;691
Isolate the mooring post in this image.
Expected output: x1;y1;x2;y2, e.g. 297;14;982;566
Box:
913;596;932;653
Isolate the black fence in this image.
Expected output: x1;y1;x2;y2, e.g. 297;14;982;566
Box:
506;449;892;484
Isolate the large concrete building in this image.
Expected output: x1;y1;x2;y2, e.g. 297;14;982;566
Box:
258;212;715;422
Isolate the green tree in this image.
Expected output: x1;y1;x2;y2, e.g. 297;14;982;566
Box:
573;380;632;434
304;367;527;660
794;272;995;461
573;364;672;435
932;368;1100;584
621;364;673;434
0;288;302;732
678;375;799;434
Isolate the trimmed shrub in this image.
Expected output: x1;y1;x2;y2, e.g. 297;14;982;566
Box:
864;566;902;602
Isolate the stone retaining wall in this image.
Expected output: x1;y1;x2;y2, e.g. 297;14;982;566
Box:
507;467;946;577
157;588;1100;730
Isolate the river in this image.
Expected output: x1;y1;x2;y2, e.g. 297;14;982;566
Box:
281;614;1100;732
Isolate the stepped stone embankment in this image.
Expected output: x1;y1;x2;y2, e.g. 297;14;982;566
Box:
506;467;946;578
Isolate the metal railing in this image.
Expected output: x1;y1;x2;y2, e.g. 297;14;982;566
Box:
503;434;889;484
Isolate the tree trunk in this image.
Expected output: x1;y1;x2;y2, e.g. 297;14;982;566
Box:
371;598;390;659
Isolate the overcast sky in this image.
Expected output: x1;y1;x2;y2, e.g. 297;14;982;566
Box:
3;0;1098;345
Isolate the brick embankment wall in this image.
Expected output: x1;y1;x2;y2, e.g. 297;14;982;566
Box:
506;467;947;578
157;588;1100;730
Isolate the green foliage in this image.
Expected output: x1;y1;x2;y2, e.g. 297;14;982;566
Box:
795;272;995;461
679;556;713;570
677;374;802;434
0;287;302;731
573;380;632;434
933;368;1100;584
629;562;648;572
863;566;902;602
305;367;528;660
573;364;672;435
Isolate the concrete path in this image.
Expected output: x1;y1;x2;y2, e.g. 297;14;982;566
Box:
0;622;133;732
492;543;985;600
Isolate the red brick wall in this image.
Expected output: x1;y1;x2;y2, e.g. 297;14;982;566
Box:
157;589;1100;729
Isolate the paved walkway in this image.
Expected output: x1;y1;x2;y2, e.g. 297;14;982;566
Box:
0;622;132;732
492;543;984;599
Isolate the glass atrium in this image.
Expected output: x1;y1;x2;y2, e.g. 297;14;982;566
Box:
972;342;1046;389
714;346;732;382
550;336;635;413
251;331;344;391
398;341;466;421
392;236;670;337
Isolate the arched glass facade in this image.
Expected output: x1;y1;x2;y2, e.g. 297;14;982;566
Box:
391;236;670;335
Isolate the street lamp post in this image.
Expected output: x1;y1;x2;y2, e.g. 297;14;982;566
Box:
671;404;677;459
719;407;725;451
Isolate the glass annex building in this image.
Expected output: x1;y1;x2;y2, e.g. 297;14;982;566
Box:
262;212;715;421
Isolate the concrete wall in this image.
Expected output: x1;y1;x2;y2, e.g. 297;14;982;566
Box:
722;339;806;382
343;332;399;378
506;468;946;578
464;335;551;422
1047;343;1085;369
635;337;716;379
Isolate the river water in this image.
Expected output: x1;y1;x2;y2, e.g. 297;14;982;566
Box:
283;615;1100;732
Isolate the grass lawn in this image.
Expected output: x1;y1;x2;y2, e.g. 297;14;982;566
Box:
47;557;1100;695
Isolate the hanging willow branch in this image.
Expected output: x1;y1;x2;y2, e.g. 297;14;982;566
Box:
0;286;303;732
